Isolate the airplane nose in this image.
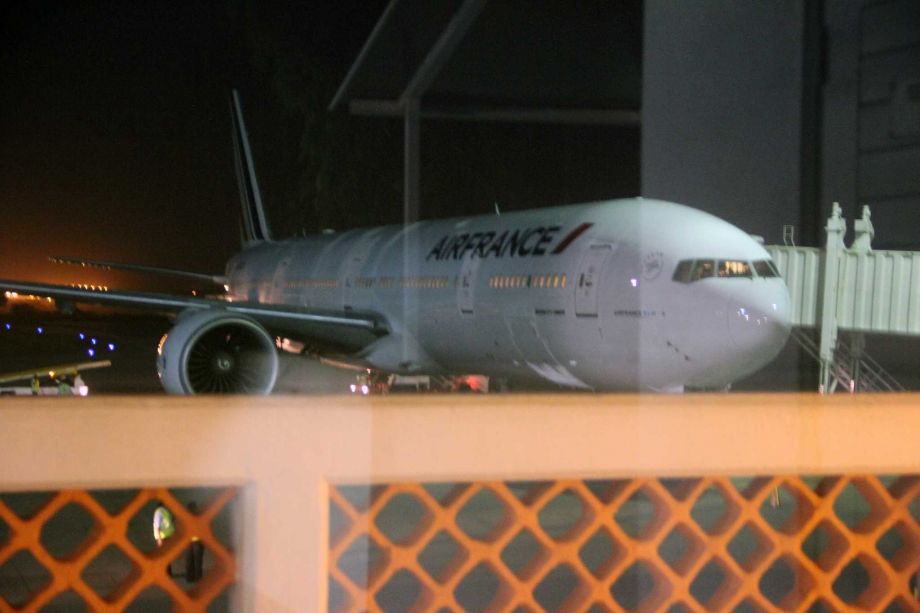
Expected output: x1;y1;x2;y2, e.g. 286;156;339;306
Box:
727;282;792;367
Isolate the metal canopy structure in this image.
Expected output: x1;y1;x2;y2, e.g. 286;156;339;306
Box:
330;0;642;223
329;0;642;123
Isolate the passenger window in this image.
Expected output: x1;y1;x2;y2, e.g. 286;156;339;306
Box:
672;260;693;283
753;260;780;278
690;260;715;281
718;260;752;278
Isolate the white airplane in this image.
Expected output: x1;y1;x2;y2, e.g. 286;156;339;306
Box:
0;92;791;394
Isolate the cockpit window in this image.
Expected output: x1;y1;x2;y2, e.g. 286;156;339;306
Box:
691;260;716;281
672;259;716;282
675;259;764;282
718;260;752;278
672;260;693;283
752;260;780;278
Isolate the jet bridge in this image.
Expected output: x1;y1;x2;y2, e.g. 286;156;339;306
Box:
766;203;919;393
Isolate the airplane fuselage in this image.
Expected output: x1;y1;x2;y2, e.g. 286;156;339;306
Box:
225;198;792;391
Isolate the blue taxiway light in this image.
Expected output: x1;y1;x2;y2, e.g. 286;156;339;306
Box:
78;332;85;340
3;323;10;330
87;348;95;357
36;326;43;334
107;343;116;351
90;338;97;345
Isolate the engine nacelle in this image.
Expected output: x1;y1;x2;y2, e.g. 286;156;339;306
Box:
157;310;278;395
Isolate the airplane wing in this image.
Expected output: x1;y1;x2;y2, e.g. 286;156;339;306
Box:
0;359;112;385
0;280;389;353
49;255;227;285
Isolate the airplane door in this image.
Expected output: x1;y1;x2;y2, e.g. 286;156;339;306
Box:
342;253;364;310
342;230;382;310
575;245;612;317
457;257;480;315
272;254;292;303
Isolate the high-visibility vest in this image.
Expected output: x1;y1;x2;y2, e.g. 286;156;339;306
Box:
153;506;175;542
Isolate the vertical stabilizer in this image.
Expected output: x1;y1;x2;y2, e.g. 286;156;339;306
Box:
231;89;272;244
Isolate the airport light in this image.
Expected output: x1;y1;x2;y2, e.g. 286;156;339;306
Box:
90;337;97;345
87;348;95;357
3;323;10;330
36;326;43;334
78;332;85;340
107;343;116;351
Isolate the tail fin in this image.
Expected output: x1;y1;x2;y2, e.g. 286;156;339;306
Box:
231;89;272;244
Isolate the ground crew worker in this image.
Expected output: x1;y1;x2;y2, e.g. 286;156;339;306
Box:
153;503;175;547
183;536;205;582
163;501;205;582
184;502;205;582
56;376;71;396
30;375;40;396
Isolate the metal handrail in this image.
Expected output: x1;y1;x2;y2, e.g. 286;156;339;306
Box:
791;328;904;392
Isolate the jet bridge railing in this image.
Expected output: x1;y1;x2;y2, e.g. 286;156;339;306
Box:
790;328;905;393
766;203;920;392
834;334;906;393
764;247;821;328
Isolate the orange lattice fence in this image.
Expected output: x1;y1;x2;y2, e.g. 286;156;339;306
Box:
0;487;238;612
329;476;920;612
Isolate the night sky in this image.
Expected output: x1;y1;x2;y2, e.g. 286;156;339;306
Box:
0;1;638;292
0;2;380;289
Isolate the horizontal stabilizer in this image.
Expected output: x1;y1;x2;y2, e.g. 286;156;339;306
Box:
49;256;226;285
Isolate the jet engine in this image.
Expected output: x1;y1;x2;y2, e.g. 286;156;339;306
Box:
156;310;278;394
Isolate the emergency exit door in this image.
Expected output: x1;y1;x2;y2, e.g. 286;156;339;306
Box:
457;257;480;315
342;230;383;310
272;252;292;303
575;245;611;317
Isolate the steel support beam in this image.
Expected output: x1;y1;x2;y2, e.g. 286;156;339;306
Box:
819;202;845;393
328;0;400;112
349;99;642;126
402;98;420;363
403;98;420;225
399;0;488;104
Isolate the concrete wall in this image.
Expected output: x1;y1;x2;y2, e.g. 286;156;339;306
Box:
641;1;806;245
